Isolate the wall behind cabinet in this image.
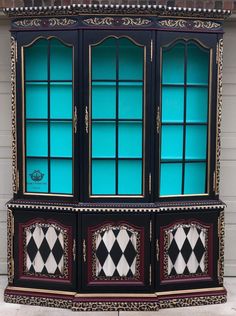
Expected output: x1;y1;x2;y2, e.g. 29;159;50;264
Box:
0;16;236;275
221;20;236;276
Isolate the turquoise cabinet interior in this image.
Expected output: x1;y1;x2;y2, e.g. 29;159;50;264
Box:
160;40;210;197
21;32;214;200
91;37;144;196
24;38;73;195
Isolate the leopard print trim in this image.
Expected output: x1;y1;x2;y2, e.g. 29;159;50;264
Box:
4;294;72;309
159;294;227;308
72;301;160;311
5;292;226;311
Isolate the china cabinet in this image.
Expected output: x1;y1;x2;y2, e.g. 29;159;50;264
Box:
3;3;230;311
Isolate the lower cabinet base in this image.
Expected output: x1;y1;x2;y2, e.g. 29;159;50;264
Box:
4;286;227;311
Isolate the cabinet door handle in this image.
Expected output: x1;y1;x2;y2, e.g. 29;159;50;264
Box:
156;239;159;262
73;106;78;134
83;239;87;263
73;239;76;261
85;106;89;134
156;106;160;134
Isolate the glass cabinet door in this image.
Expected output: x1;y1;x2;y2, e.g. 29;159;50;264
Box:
22;35;74;196
157;33;215;198
84;31;151;201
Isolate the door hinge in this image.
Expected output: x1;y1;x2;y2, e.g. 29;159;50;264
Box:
156;238;159;262
73;239;76;261
73;106;78;134
150;220;152;241
216;41;219;65
149;264;152;285
213;170;216;192
156;106;160;134
150;39;153;62
16;170;20;192
83;239;87;263
149;173;152;195
15;41;18;63
85;106;89;134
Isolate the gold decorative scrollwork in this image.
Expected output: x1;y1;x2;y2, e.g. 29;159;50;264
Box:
216;39;223;195
10;36;17;194
48;18;77;26
14;19;41;27
13;18;77;28
83;17;114;26
7;209;14;284
121;17;151;26
218;211;225;285
159;19;187;28
193;20;221;29
159;19;221;30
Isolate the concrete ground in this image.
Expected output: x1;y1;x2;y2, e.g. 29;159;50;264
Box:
0;276;235;315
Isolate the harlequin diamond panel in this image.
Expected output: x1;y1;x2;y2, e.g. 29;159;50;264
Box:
166;224;207;276
24;223;66;276
94;225;139;279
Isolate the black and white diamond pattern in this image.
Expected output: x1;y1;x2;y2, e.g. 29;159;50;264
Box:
95;227;138;278
25;224;65;276
167;225;206;276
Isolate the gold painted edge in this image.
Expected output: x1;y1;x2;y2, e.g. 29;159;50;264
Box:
75;293;157;298
156;286;225;296
6;286;76;296
6;286;225;298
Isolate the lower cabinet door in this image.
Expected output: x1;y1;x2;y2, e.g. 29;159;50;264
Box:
14;209;77;291
81;213;152;292
156;210;220;292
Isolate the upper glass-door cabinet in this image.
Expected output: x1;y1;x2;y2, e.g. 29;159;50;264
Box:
157;33;217;199
84;31;151;201
19;32;77;197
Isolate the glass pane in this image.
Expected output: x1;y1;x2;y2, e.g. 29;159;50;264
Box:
25;39;48;81
161;126;183;160
186;87;208;123
118;122;142;158
162;86;184;123
118;82;143;119
26;121;48;157
184;163;206;194
92;121;116;158
50;83;72;119
187;43;209;85
185;126;207;159
92;38;116;80
119;38;143;80
118;160;142;194
50;122;72;158
50;159;72;194
50;38;72;81
26;158;48;193
92;82;116;119
160;163;182;196
162;43;185;84
92;160;116;194
26;83;48;119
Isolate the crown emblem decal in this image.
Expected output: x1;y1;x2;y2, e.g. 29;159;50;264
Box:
30;170;44;182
